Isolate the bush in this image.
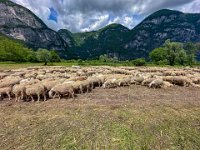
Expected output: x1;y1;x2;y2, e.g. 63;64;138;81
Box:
131;58;146;66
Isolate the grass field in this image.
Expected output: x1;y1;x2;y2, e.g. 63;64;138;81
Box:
0;85;200;150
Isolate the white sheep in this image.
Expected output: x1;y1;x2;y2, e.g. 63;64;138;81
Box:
25;84;47;102
0;86;12;101
49;83;75;100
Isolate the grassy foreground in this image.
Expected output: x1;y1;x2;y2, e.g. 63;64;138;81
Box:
0;86;200;150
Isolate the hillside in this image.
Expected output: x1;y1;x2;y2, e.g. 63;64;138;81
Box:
58;9;200;60
124;9;200;59
58;24;130;59
0;0;68;53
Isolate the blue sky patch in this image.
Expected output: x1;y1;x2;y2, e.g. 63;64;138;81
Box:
48;7;58;22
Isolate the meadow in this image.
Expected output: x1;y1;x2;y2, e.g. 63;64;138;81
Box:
0;64;200;150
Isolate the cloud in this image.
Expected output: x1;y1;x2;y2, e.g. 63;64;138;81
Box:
11;0;199;32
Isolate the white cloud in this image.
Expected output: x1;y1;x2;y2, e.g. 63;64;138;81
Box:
11;0;199;32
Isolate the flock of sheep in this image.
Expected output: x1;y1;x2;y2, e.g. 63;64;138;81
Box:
0;66;200;102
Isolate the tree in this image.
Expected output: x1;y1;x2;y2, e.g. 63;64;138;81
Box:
164;40;185;66
149;40;198;66
36;49;51;65
50;50;61;62
150;47;167;65
184;42;197;65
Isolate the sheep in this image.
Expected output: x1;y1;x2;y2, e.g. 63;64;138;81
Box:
103;78;119;89
12;84;26;102
163;76;193;87
87;77;102;89
131;76;144;85
141;78;156;86
79;80;92;94
25;84;47;102
0;77;22;88
118;76;131;87
0;86;12;101
162;81;174;88
149;79;164;88
49;83;75;100
41;80;61;92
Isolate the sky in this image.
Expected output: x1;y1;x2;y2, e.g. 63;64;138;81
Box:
11;0;200;33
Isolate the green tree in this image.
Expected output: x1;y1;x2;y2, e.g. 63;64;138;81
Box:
164;40;185;66
184;42;197;66
50;50;61;62
36;49;51;65
150;47;167;65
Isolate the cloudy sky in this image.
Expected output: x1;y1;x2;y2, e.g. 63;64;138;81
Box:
11;0;200;33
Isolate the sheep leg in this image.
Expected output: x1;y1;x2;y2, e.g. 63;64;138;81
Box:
31;96;34;102
58;94;61;100
71;91;75;100
37;94;40;102
43;93;47;101
15;95;18;102
21;92;24;100
7;93;11;101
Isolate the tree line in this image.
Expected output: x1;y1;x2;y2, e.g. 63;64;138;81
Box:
0;35;199;66
150;40;200;66
0;35;61;64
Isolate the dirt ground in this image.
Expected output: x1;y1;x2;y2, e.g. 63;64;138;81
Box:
0;85;200;150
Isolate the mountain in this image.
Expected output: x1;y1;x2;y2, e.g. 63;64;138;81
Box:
0;0;200;60
0;0;68;53
124;9;200;59
58;23;130;59
58;9;200;60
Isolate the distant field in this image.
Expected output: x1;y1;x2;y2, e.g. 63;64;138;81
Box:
1;61;200;70
0;86;200;150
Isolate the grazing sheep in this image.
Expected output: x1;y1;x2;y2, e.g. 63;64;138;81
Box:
0;86;12;100
49;83;75;100
141;78;156;86
131;76;144;85
12;84;26;102
25;84;47;102
162;81;174;88
163;76;192;87
79;80;92;93
0;77;22;88
103;78;118;89
118;77;131;86
149;79;164;88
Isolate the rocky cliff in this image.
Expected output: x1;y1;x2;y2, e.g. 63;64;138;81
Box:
0;0;68;51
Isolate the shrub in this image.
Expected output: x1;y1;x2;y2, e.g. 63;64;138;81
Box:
131;58;146;66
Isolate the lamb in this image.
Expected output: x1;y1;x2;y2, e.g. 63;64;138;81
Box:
49;83;75;100
0;86;12;101
25;84;47;102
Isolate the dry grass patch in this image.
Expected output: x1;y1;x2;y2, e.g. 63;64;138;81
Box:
0;85;200;150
